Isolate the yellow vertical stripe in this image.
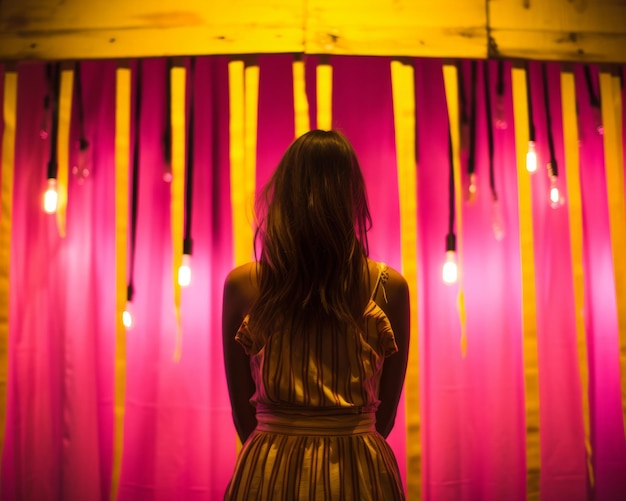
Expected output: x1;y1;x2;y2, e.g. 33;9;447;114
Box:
229;60;258;267
561;69;593;485
244;62;259;232
599;71;626;439
293;57;310;137
512;65;541;500
442;64;467;356
170;64;186;362
112;65;131;501
316;60;332;131
0;69;17;458
390;59;421;501
56;67;73;238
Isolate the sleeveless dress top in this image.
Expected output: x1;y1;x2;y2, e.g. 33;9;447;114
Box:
224;263;405;500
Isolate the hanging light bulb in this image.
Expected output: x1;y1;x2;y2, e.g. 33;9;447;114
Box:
178;239;193;287
72;138;91;183
547;162;565;209
443;251;458;284
123;285;135;329
491;195;505;240
495;94;508;130
466;173;477;203
548;175;565;209
178;254;192;287
43;178;58;213
123;302;134;329
526;141;537;173
442;234;458;284
592;106;604;136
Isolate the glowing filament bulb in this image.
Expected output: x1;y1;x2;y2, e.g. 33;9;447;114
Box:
442;250;458;284
491;197;505;240
123;302;134;329
178;254;192;287
43;178;58;213
467;173;477;203
549;175;565;208
526;141;537;173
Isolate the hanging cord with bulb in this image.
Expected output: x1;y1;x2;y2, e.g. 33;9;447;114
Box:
446;128;456;255
526;61;536;145
163;58;173;180
74;62;90;175
541;63;558;178
457;60;469;152
583;64;603;134
496;60;505;104
583;64;601;109
183;57;196;259
467;60;478;195
40;63;54;139
127;61;143;307
46;63;61;181
483;61;497;201
494;59;507;129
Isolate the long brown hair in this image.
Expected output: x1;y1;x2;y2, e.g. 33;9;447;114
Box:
248;130;372;348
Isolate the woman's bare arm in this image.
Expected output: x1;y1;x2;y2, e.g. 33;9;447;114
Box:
373;266;410;438
222;263;259;443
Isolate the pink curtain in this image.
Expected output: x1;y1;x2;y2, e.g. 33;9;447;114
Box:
1;56;625;500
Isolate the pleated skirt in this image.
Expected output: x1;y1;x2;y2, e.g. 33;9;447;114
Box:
224;411;405;501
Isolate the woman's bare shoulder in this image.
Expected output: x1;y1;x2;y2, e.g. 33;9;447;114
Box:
367;259;408;298
223;262;259;313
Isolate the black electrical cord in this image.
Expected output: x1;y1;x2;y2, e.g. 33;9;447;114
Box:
457;60;469;127
483;61;497;200
496;60;505;99
541;62;558;176
163;58;173;168
446;129;456;253
128;60;143;303
468;60;478;177
183;57;196;257
526;61;536;143
583;64;600;108
75;62;89;154
46;63;61;180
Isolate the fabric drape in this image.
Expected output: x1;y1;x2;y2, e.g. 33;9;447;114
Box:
0;56;625;501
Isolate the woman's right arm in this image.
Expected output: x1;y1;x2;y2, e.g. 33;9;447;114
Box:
222;263;258;443
374;267;410;438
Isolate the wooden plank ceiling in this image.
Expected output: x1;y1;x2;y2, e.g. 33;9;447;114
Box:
0;0;624;63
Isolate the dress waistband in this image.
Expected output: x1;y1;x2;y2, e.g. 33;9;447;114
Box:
255;410;377;436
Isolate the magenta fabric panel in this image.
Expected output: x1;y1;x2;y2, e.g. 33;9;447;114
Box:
526;61;588;500
61;60;118;501
114;57;235;501
331;55;406;483
3;62;64;501
576;65;626;500
256;54;297;199
455;59;527;501
2;61;118;500
415;58;527;500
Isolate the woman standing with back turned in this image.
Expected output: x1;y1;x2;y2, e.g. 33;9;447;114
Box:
222;130;410;500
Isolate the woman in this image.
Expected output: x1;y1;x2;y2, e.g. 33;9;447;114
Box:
222;130;410;500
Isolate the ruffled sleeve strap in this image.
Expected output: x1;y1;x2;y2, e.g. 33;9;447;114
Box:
376;310;399;358
234;315;254;355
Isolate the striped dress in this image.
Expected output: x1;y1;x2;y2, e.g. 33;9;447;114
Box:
224;264;405;500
